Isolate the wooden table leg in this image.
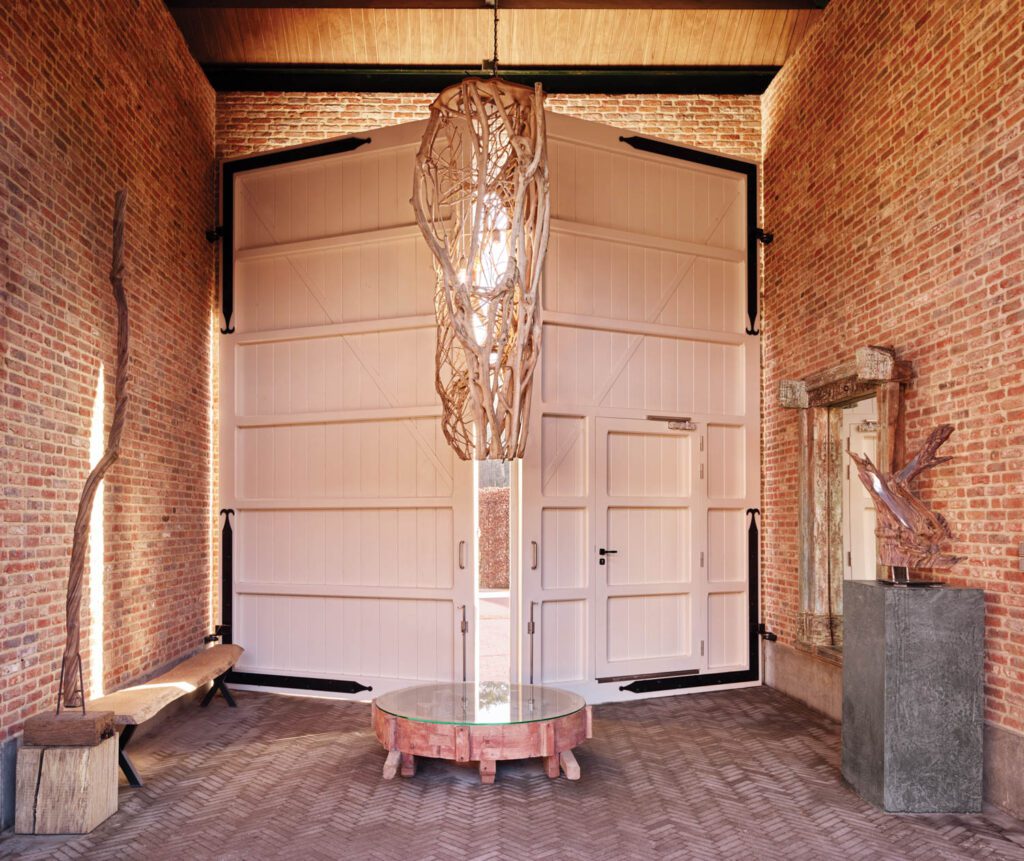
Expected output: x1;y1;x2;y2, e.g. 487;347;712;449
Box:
400;752;417;778
559;749;580;780
479;759;496;784
382;749;401;780
544;754;560;779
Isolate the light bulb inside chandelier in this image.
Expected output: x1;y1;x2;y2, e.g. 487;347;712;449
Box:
412;77;550;461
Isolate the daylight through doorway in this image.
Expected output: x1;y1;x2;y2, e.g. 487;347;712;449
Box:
477;461;511;683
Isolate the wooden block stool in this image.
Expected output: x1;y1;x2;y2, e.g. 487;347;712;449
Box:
15;711;118;834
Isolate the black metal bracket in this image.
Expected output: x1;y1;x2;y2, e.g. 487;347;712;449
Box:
220;510;234;645
227;671;372;695
201;672;237;708
757;622;778;642
118;724;143;787
617;673;701;694
204;624;231;644
206;225;224;243
55;654;86;716
755;228;774;245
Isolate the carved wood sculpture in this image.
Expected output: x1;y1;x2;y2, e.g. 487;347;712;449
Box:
59;190;131;710
412;77;550;460
848;423;963;572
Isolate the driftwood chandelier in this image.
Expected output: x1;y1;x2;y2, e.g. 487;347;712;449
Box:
412;1;550;460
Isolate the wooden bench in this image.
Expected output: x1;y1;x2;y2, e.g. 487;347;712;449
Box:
88;643;243;786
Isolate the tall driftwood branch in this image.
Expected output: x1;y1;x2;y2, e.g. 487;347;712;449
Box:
60;190;131;709
848;423;962;571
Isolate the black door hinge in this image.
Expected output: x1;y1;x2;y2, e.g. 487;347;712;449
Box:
206;225;224;243
755;227;774;245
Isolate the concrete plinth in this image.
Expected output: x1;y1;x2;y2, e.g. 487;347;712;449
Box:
842;580;984;813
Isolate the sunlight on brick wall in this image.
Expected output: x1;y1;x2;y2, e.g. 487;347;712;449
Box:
0;0;216;743
761;0;1024;733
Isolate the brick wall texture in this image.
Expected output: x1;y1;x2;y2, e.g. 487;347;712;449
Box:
478;488;510;591
215;91;762;161
761;0;1024;733
0;0;216;755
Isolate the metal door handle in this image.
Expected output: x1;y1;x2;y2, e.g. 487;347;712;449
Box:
459;540;466;570
531;541;539;570
599;548;618;555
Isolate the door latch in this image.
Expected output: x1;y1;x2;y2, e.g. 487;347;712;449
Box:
598;548;618;566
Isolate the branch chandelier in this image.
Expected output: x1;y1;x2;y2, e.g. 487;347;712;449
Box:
412;0;551;461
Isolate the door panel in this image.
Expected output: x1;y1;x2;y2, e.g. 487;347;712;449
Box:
221;123;475;696
519;112;759;701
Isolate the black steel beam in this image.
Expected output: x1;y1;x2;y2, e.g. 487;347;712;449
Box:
204;64;779;94
171;1;826;9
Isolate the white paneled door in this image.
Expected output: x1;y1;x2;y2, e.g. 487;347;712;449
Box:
518;113;760;701
220;122;475;696
596;417;705;680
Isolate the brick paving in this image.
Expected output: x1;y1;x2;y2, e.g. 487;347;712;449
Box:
478;592;511;684
3;687;1023;861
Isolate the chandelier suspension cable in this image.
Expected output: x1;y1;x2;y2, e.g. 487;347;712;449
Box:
491;0;499;76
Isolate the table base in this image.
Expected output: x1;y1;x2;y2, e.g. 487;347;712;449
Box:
372;701;592;784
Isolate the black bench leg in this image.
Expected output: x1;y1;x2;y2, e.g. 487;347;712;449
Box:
119;724;143;787
201;672;237;708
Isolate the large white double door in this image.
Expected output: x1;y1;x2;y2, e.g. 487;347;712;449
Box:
220;112;759;702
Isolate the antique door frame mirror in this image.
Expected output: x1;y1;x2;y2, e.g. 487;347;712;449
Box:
779;347;910;651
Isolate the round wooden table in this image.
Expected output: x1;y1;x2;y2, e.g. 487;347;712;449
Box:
371;682;592;784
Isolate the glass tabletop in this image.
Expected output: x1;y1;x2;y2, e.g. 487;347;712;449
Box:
374;682;585;726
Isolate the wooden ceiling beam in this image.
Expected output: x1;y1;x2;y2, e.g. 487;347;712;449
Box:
167;1;827;10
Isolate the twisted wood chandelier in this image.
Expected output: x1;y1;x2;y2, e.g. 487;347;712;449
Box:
412;2;550;460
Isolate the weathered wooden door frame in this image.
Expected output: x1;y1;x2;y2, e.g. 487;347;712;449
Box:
778;346;910;650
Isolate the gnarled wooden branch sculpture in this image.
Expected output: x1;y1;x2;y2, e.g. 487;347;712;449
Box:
59;190;131;709
848;423;963;571
412;78;549;460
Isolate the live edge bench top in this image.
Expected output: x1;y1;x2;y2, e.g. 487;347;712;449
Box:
88;644;243;726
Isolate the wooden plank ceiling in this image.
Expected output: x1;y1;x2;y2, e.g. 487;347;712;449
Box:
168;2;823;69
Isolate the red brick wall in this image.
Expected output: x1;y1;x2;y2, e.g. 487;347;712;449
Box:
0;0;216;755
216;92;761;161
761;0;1024;732
479;488;510;591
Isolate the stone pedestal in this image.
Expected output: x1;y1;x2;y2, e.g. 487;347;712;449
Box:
842;580;984;813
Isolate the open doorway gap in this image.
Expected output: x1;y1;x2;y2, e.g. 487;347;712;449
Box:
476;461;511;683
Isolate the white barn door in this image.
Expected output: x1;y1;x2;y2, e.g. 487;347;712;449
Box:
220;123;475;697
519;113;760;702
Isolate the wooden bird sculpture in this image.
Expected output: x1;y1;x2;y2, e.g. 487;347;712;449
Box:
847;424;963;572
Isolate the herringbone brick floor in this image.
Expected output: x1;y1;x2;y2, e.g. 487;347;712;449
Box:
3;687;1024;860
